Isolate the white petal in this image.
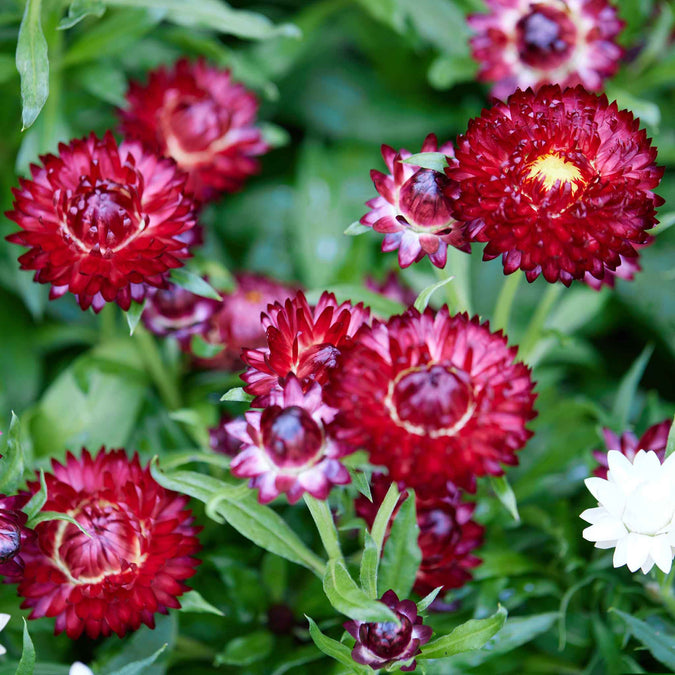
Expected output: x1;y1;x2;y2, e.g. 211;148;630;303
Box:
583;519;626;543
584;476;609;501
70;663;95;675
0;614;10;632
613;535;629;568
0;644;5;656
641;555;655;574
607;450;637;489
625;532;650;572
580;506;608;524
649;535;674;574
633;450;662;479
596;481;627;518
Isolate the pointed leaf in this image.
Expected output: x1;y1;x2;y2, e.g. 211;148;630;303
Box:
400;152;448;172
611;344;654;428
416;586;443;613
221;387;254;403
359;531;379;599
306;616;369;674
610;609;675;671
125;300;146;336
665;413;675;459
58;0;106;29
107;644;167;675
0;412;25;494
414;276;455;312
16;619;35;675
489;475;520;522
215;631;274;666
344;221;371;236
170;268;222;301
190;334;224;358
179;589;224;616
22;470;47;520
27;511;92;537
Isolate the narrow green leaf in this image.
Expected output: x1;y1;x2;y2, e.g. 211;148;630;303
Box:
221;386;254;403
370;481;400;555
419;606;507;660
611;344;654;428
359;531;379;599
414;276;455;313
400;152;448;172
305;494;343;562
215;631;274;666
259;121;290;148
323;559;398;623
125;300;146;336
170;268;222;301
16;0;49;130
179;589;224;616
416;586;443;613
610;609;675;671
344;221;371;236
306;616;369;674
379;491;421;598
190;334;225;359
0;412;25;494
351;470;372;501
665;413;675;459
22;470;47;520
27;511;92;537
107;644;167;675
58;0;106;29
489;475;520;522
16;619;36;675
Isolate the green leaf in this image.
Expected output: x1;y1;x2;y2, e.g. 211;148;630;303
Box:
323;559;398;623
259;121;290;148
306;616;369;674
16;0;49;130
221;387;254;403
0;413;25;494
170;268;222;301
22;470;47;521
378;490;421;598
400;152;448;172
351;470;372;501
416;587;443;613
414;276;455;313
103;0;301;40
179;589;224;616
27;511;91;538
16;619;36;675
215;631;274;666
305;494;343;562
344;221;371;236
190;334;225;359
107;644;167;675
359;531;379;599
125;300;146;336
610;609;675;671
665;413;675;459
419;606;507;660
58;0;106;29
611;344;654;428
489;475;520;522
427;54;477;90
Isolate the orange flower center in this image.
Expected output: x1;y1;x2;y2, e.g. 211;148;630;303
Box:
527;153;583;192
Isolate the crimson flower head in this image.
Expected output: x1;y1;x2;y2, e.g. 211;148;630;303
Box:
356;475;484;596
593;420;672;479
360;134;469;269
451;85;664;285
469;0;624;100
6;132;196;312
120;58;268;202
142;281;222;349
242;291;371;406
325;307;536;494
344;590;432;672
17;448;201;639
0;494;34;582
197;273;297;369
226;376;351;504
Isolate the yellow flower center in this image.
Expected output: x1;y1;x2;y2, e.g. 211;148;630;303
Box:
527;153;582;191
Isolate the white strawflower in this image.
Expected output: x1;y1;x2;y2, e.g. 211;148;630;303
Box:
70;663;94;675
581;450;675;574
0;614;9;656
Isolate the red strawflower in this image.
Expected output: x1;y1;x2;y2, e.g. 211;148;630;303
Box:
0;494;34;582
360;134;469;268
142;281;222;349
583;239;652;290
120;58;268;202
593;420;672;479
197;273;297;369
355;474;484;596
242;291;371;406
344;590;432;672
450;85;664;285
325;307;536;494
17;448;201;639
226;376;351;504
6;132;196;312
469;0;624;100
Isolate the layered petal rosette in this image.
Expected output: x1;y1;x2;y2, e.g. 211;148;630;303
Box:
344;590;432;672
581;450;675;574
242;291;371;405
226;376;351;503
593;420;671;479
325;308;536;494
120;58;268;202
0;494;34;582
469;0;624;99
6;132;197;312
451;85;664;285
360;134;469;268
355;474;484;595
17;448;201;639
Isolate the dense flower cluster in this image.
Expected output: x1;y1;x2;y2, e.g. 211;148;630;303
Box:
469;0;624;99
120;58;268;202
16;448;201;639
360;134;469;268
450;85;663;285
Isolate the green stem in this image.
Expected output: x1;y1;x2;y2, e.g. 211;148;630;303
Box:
492;270;522;333
435;247;472;315
304;494;344;564
134;326;182;410
98;302;117;342
519;284;563;362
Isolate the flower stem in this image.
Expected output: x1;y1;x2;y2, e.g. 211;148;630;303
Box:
492;270;523;333
304;494;344;565
434;248;472;315
134;325;182;411
519;284;563;363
